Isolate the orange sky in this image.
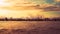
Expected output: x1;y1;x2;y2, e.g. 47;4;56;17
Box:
0;0;60;18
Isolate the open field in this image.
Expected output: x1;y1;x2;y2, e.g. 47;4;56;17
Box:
0;21;60;34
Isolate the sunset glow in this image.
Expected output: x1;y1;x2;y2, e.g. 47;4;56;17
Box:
0;0;60;18
0;0;60;34
0;0;12;7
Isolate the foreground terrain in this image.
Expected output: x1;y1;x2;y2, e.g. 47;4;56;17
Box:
0;21;60;34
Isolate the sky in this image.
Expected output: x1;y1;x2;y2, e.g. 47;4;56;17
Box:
26;0;55;4
0;0;60;18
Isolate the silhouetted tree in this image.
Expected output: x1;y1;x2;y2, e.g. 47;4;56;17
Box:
5;17;8;21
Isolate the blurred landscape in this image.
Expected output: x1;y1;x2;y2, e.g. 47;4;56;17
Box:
0;21;60;34
0;17;60;21
0;0;60;34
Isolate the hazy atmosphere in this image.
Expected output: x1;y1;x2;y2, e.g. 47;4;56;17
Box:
0;0;60;18
0;0;60;34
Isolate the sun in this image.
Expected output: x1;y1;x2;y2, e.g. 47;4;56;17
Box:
0;0;12;6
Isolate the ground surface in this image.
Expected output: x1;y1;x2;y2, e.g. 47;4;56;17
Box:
0;21;60;34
